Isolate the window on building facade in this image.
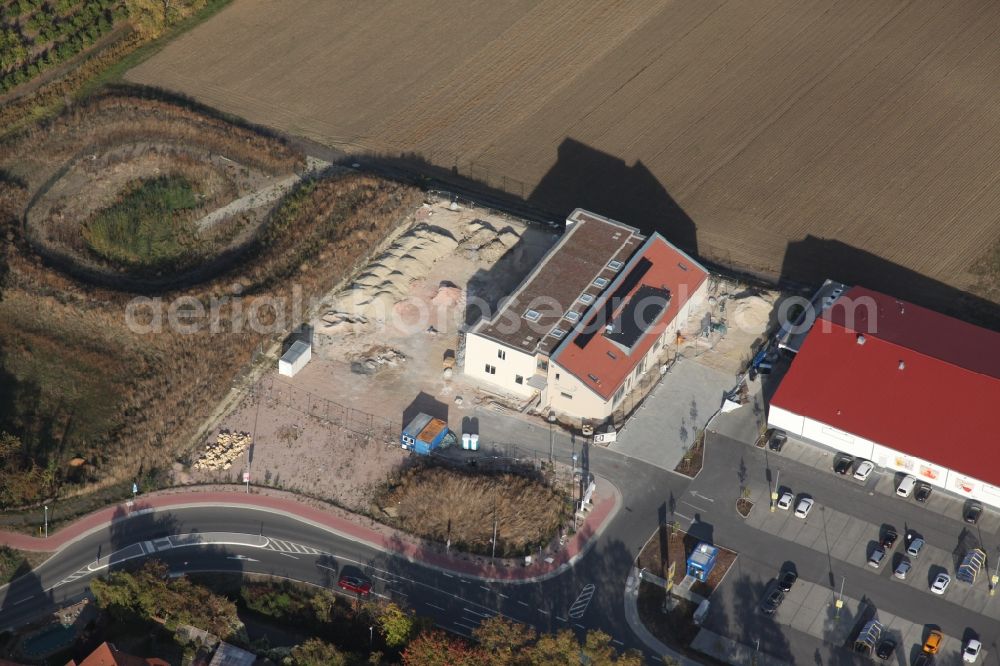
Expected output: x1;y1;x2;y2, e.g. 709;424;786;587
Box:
613;386;625;404
515;375;524;385
498;349;506;360
560;392;573;400
485;364;496;375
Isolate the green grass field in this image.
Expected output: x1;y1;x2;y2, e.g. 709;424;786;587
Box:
82;174;201;270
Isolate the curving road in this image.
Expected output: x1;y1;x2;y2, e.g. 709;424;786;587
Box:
0;412;697;662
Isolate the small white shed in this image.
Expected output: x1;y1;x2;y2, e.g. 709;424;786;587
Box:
278;340;311;377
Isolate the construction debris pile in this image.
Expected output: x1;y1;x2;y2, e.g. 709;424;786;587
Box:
350;346;407;375
194;430;252;471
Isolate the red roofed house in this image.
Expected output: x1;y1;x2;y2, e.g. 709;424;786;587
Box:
768;286;1000;507
65;641;170;666
465;209;708;422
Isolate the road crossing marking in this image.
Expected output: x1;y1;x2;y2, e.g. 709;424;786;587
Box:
266;538;320;555
426;602;446;611
567;583;595;619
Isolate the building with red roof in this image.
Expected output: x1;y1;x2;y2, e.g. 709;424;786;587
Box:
465;209;709;421
769;286;1000;506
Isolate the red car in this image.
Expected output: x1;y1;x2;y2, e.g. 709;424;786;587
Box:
337;574;372;596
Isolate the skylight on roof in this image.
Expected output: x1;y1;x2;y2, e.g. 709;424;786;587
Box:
524;309;541;322
579;293;594;304
551;328;566;339
593;277;609;288
565;311;580;323
608;260;623;271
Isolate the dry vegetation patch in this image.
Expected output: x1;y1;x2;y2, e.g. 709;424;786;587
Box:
0;96;422;507
377;465;568;557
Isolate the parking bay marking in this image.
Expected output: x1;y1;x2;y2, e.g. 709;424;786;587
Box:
568;584;595;619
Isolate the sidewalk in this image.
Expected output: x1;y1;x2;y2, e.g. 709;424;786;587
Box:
0;479;621;584
622;568;701;666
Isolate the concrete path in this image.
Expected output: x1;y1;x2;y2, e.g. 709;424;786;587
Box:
612;358;733;471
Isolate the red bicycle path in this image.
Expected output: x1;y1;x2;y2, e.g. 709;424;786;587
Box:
0;482;620;583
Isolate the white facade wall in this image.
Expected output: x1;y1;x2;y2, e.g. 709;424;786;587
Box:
769;408;1000;509
547;363;612;420
463;333;537;399
278;341;311;377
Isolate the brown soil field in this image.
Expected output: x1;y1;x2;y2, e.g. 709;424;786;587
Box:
125;0;1000;323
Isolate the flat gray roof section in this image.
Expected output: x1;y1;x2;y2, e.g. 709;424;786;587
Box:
777;279;849;353
473;209;644;357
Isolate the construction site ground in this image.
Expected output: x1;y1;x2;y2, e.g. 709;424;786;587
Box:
181;197;782;515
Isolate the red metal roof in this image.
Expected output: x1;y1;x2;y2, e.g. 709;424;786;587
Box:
772;286;1000;485
553;234;708;400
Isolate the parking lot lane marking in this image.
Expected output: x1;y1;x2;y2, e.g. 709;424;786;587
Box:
442;573;454;578
611;639;624;646
574;623;586;630
538;609;550;614
276;552;299;560
498;593;508;599
426;602;446;611
690;491;715;502
556;615;568;622
674;512;693;522
454;621;478;632
518;600;529;607
681;501;708;513
480;585;491;592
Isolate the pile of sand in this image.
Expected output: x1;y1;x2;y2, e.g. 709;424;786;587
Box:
458;219;521;261
431;283;464;307
731;295;772;334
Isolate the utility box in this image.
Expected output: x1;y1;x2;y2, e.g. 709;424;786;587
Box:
278;340;312;377
401;413;455;455
686;542;719;582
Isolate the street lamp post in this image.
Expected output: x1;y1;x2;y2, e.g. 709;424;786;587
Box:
991;548;1000;596
770;469;780;512
44;505;48;539
835;576;846;619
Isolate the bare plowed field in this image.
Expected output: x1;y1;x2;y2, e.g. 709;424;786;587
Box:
126;0;1000;317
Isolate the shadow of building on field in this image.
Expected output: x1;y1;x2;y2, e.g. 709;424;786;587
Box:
528;138;698;256
780;236;1000;330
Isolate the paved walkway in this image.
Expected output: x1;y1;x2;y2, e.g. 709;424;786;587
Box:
0;480;620;584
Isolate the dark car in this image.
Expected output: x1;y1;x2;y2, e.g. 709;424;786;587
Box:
881;528;899;550
867;546;886;569
778;569;798;592
760;586;784;615
913;654;934;666
768;430;787;452
964;500;984;524
915;482;932;503
834;456;852;475
876;638;896;660
337;574;372;596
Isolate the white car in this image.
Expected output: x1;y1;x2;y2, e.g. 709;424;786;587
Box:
853;460;874;481
777;491;793;510
964;638;982;663
930;572;951;595
794;497;814;518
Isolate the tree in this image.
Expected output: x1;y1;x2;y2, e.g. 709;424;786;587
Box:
472;615;536;665
308;588;336;624
377;602;414;648
290;638;347;666
402;629;485;666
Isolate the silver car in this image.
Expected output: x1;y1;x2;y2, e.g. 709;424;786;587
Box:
906;537;925;558
893;558;911;580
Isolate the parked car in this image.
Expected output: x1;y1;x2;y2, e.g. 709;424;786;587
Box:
923;630;943;654
913;654;934;666
964;638;982;663
868;546;886;569
794;497;814;518
876;638;897;661
760;585;784;615
834;456;853;475
854;460;875;481
881;527;899;550
915;482;932;503
893;558;911;580
768;430;787;452
930;572;951;595
777;491;794;510
778;569;797;592
964;500;983;525
896;475;917;497
337;574;372;596
906;537;925;558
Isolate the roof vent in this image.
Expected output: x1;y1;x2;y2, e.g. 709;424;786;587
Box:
856;334;866;345
606;351;617;360
898;360;905;370
608;260;623;271
587;373;599;383
551;328;565;339
605;324;614;334
594;277;610;288
678;262;689;272
523;309;541;322
579;293;595;305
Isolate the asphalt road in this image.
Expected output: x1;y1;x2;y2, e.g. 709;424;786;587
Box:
0;408;692;662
